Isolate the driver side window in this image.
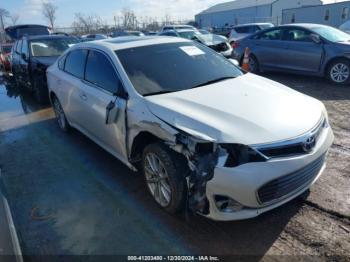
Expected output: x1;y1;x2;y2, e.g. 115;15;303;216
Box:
283;28;312;42
84;50;123;94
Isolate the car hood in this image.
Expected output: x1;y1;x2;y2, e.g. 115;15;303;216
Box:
145;73;324;145
32;56;58;66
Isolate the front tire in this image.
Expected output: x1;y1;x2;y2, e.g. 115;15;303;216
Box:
142;143;188;214
52;96;70;132
327;59;350;85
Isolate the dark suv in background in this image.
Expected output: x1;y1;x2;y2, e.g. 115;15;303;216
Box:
11;35;79;103
5;24;51;40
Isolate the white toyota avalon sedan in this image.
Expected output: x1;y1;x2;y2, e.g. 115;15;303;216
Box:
47;36;334;221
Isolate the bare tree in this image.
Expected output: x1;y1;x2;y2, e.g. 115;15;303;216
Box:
10;13;20;25
42;2;58;28
121;8;137;29
0;8;10;29
0;8;10;43
71;13;103;35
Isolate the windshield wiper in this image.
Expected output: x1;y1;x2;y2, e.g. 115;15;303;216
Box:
143;90;180;97
191;76;236;89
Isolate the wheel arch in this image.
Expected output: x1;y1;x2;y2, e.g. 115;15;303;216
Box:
49;91;57;104
323;56;350;76
129;131;163;166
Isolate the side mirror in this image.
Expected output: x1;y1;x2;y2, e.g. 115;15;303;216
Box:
310;34;321;44
228;58;240;67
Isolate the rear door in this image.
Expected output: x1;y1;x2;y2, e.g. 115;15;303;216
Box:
78;49;127;159
281;27;323;73
252;28;287;69
59;49;88;126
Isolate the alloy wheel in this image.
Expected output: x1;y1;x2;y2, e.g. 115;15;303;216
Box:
53;98;67;130
144;152;172;207
330;63;349;83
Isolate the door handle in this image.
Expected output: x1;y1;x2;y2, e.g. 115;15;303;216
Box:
80;93;87;101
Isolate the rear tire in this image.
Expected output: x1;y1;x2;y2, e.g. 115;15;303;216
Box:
142;143;188;214
52;96;70;132
326;59;350;85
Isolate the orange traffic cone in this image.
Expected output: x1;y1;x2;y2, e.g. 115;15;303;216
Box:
241;47;250;71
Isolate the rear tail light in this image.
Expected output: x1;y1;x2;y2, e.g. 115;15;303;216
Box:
231;41;240;49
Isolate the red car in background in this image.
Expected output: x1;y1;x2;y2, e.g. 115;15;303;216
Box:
0;43;13;73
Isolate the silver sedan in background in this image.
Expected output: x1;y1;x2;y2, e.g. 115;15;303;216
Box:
232;23;350;85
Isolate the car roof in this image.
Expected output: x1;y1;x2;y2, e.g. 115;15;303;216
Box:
21;35;76;41
73;36;190;51
164;24;193;27
5;24;50;30
176;29;196;33
281;23;330;29
233;23;273;28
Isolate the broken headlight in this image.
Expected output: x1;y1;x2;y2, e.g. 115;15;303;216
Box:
220;144;267;168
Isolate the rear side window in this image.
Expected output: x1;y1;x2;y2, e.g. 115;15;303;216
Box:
85;50;121;94
283;29;311;42
64;49;88;78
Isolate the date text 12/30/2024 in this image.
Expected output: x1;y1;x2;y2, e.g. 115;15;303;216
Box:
127;256;220;261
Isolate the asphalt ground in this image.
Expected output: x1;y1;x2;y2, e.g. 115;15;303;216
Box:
0;72;349;261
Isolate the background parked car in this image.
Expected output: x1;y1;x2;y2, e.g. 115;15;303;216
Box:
232;23;350;85
339;20;350;34
161;24;197;32
0;43;13;74
81;34;108;41
112;30;145;37
11;35;79;103
5;24;51;40
228;23;274;45
159;29;232;58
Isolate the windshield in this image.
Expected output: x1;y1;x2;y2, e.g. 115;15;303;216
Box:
312;26;350;42
116;42;242;96
30;38;79;57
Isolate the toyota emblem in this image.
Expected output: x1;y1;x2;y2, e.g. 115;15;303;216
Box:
302;136;316;152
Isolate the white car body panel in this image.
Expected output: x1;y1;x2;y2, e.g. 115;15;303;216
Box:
146;73;323;145
47;37;333;221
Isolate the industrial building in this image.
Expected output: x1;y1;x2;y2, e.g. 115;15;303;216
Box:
195;0;322;28
282;1;350;27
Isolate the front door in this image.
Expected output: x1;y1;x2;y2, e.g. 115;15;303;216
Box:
77;50;127;160
282;28;323;73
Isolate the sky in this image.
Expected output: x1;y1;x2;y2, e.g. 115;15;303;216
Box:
1;0;348;28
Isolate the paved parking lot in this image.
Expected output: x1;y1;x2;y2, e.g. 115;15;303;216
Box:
0;72;349;259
